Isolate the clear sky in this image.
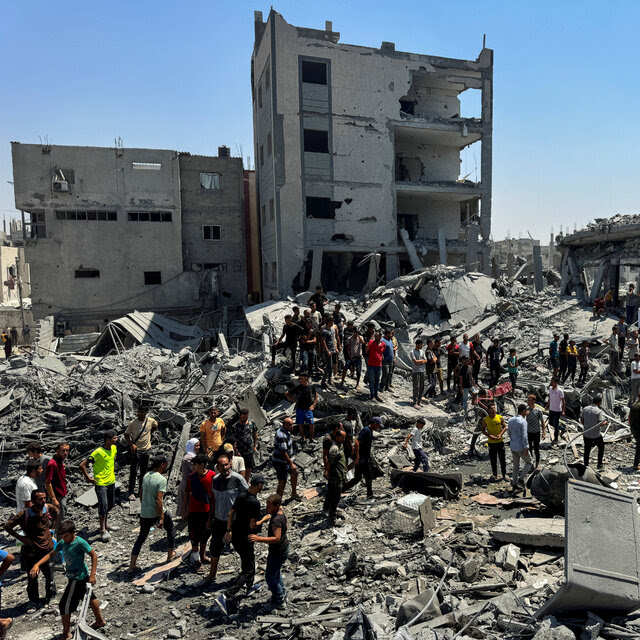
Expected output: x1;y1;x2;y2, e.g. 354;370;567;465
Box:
1;0;638;242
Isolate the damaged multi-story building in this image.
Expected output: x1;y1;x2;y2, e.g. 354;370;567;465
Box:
558;213;640;305
252;10;493;298
11;142;256;331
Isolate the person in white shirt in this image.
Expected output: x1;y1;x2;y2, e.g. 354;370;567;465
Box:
403;418;429;472
631;353;640;407
411;339;427;408
545;377;566;444
222;442;247;480
16;460;42;510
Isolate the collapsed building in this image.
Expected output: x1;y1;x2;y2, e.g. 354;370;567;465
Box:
252;10;493;298
558;213;640;305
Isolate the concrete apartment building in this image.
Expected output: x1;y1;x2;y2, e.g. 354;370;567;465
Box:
11;142;249;330
252;10;493;298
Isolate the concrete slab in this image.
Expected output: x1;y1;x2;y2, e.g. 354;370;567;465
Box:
535;480;640;618
399;229;422;272
491;517;565;548
234;386;268;430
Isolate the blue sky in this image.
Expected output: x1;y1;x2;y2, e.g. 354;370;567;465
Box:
1;1;638;241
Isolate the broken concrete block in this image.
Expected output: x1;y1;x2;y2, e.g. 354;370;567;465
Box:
225;355;246;370
9;357;28;369
395;587;442;628
491;518;565;548
460;555;483;582
419;497;436;536
532;616;576;640
496;543;521;571
373;560;400;578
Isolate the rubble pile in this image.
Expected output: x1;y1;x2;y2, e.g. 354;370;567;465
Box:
1;266;640;639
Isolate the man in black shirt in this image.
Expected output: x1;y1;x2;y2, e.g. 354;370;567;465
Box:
471;333;483;384
309;285;329;317
486;338;504;387
216;475;265;611
559;333;569;383
285;373;318;440
271;315;302;373
343;416;382;498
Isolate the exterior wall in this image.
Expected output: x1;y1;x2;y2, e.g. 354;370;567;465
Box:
244;170;261;301
12;143;194;325
252;11;493;296
0;246;19;304
179;154;247;304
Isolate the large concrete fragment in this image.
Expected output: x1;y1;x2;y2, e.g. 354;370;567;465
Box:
399;228;423;272
439;273;500;325
437;228;447;265
491;517;565;548
535;480;640;618
533;245;544;292
465;223;480;272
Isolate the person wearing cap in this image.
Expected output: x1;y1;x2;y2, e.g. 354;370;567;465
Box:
581;396;608;469
128;455;175;575
215;474;266;613
124;405;158;500
403;418;429;472
343;417;381;498
221;440;247;478
200;406;226;463
411;339;427;408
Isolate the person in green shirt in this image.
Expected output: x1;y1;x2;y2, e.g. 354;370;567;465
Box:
79;430;119;542
128;455;175;575
31;519;106;640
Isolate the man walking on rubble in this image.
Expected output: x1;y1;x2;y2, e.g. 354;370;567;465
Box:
481;402;507;480
79;430;119;542
324;427;347;526
471;334;483;385
272;418;300;501
16;460;41;510
411;338;427;408
344;416;380;498
578;339;590;386
618;316;628;356
342;327;364;390
46;441;70;529
286;372;318;441
486;338;504;387
309;285;329;317
124;404;158;500
508;404;534;496
446;335;460;392
581;396;607;469
203;455;248;585
229;408;258;480
403;418;430;472
608;325;621;375
627;284;638;326
558;333;569;383
366;330;386;402
549;333;560;379
631;353;640;407
546;378;566;445
320;315;339;388
380;329;395;392
200;406;226;463
271;314;302;373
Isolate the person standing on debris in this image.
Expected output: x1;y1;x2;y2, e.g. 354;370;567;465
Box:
403;418;430;472
549;333;560;379
128;455;175;575
578;340;591;386
424;338;438;400
324;427;347;525
608;325;621;375
308;301;322;331
627;284;638;325
593;296;605;318
390;329;399;389
380;329;395;392
176;438;200;525
319;315;339;388
200;406;226;462
446;335;460;392
631;353;640;407
184;453;215;573
581;396;607;469
629;391;640;470
286;372;318;441
508;404;534;495
214;474;266;613
309;285;329;317
3;334;11;359
26;441;48;492
10;326;18;346
270;314;302;373
545;378;566;445
486;338;504;387
342;327;364;390
79;430;119;542
221;441;247;477
249;493;289;610
526;395;546;468
5;489;58;609
45;442;70;526
506;347;518;390
481;403;507;481
16;460;41;510
411;338;427;408
458;355;475;416
366;331;386;402
628;330;639;361
471;334;483;385
618;316;628;356
332;303;346;347
566;339;578;384
23;323;31;345
229;408;258;479
434;337;445;394
272;418;300;500
458;334;475;363
344;416;380;498
558;333;569;382
31;519;106;640
299;318;317;374
604;289;613;314
204;455;249;585
124;405;158;500
343;408;360;466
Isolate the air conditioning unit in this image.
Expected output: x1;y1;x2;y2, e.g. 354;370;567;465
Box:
53;180;69;192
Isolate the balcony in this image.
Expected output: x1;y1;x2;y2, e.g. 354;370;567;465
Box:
393;116;482;148
395;179;481;201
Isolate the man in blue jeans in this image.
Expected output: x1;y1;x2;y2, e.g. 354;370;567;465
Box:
380;329;395;391
366;331;386;401
250;493;289;609
271;418;300;501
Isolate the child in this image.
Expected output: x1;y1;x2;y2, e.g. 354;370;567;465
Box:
30;520;106;640
507;348;518;390
249;494;289;609
403;418;430;472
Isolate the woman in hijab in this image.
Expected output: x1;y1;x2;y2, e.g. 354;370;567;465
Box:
176;438;200;523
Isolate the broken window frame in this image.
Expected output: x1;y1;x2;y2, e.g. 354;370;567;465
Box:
144;271;162;285
25;210;46;238
200;172;221;190
306;196;338;220
301;60;327;85
303;129;329;154
202;224;222;241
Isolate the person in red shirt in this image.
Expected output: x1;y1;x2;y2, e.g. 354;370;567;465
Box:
183;454;215;574
45;442;70;534
446;336;460;392
367;331;386;401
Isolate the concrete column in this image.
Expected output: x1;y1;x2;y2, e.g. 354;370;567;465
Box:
506;253;515;279
479;47;493;243
466;223;480;272
589;260;608;304
399;229;422;272
310;248;323;289
386;251;398;282
532;245;544;292
549;231;555;269
560;252;571;295
364;253;380;292
437;228;448;265
491;257;500;279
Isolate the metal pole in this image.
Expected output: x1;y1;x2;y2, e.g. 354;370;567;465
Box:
15;256;26;339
